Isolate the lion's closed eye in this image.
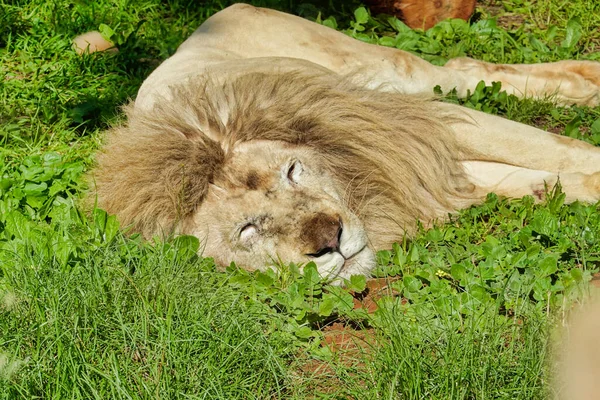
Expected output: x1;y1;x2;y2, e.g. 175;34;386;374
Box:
286;160;303;184
239;223;258;241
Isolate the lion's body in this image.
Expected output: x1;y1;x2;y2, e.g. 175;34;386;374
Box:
92;4;600;281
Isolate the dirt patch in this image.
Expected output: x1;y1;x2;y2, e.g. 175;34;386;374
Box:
290;323;377;397
351;276;402;313
532;116;563;134
530;116;593;137
290;277;403;396
476;0;526;30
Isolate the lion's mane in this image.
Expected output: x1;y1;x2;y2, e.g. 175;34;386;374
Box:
91;70;475;248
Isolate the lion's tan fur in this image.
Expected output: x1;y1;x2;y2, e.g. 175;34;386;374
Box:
92;71;475;248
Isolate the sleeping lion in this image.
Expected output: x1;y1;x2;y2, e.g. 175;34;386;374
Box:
90;4;600;282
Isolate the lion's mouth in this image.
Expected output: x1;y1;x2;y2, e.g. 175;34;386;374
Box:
307;219;376;283
312;244;375;284
341;244;367;263
339;245;376;277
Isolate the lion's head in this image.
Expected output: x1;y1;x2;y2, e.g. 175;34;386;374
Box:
186;139;374;280
91;70;474;281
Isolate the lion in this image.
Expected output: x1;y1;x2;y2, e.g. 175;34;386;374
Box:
90;4;600;282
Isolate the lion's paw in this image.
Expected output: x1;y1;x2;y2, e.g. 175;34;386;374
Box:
557;60;600;106
584;171;600;201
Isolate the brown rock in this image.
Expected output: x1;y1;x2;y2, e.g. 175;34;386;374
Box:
73;31;117;55
364;0;476;30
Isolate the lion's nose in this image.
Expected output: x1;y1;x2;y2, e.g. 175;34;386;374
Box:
301;213;342;258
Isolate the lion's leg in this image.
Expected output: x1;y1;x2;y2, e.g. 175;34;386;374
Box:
463;161;600;203
183;4;600;106
438;103;600;176
441;103;600;203
444;58;600;107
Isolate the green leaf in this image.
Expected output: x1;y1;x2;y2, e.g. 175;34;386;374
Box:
354;7;369;25
20;165;43;181
54;236;76;266
570;268;583;281
564;116;581;137
3;211;30;239
303;262;321;287
378;36;396;47
469;284;490;304
294;326;314;339
326;287;355;313
388;17;410;33
591;118;600;135
393;244;407;266
348;275;367;292
255;271;275;287
318;296;336;317
377;249;392;265
528;35;549;53
450;263;466;280
322;16;338;30
98;23;115;41
546;25;559;42
25;196;45;209
0;178;12;192
537;256;558;277
395;38;419;51
48;181;67;196
533;277;552;301
471;18;498;35
42;152;62;166
561;18;582;49
403;275;422;292
172;234;198;257
23;182;47;195
94;208;108;232
228;273;251;286
408;245;419;262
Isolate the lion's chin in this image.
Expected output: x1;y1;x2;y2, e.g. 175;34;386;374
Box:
318;246;376;286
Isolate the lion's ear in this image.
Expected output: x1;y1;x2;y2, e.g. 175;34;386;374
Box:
89;111;225;239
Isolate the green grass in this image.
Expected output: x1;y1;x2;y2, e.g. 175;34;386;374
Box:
1;0;600;398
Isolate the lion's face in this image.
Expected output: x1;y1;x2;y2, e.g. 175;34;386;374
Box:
186;140;376;282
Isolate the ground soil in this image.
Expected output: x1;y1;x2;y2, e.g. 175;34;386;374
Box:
477;0;526;30
290;277;402;396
